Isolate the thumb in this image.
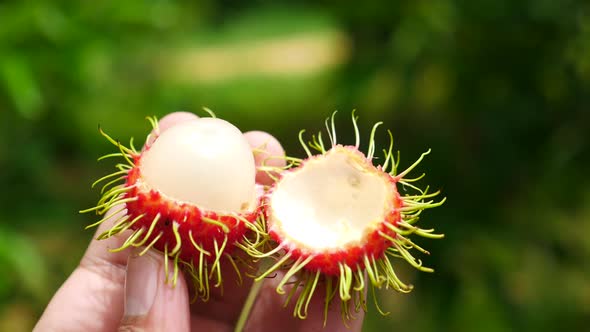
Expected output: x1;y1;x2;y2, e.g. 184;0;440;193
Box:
118;249;190;332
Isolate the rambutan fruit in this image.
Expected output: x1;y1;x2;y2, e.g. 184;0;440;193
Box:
248;112;445;322
81;112;265;301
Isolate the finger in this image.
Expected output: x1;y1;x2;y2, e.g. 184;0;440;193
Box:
297;282;365;332
244;273;365;332
243;131;286;186
145;111;200;147
36;112;200;332
118;249;191;332
34;208;132;332
188;252;256;330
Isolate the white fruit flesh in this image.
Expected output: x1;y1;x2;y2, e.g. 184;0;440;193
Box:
140;118;256;212
269;147;390;251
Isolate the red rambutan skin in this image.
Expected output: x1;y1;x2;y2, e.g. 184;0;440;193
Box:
264;145;404;276
122;156;259;263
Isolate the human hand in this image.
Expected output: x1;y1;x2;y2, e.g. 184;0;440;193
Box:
34;112;365;332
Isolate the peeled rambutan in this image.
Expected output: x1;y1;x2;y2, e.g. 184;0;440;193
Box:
81;113;265;300
249;112;445;322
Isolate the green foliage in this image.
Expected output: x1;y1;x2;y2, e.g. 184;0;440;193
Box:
1;0;589;331
0;227;49;301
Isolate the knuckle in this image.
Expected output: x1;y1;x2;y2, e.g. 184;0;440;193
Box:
118;316;146;332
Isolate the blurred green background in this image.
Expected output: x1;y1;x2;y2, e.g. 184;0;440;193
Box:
1;1;589;331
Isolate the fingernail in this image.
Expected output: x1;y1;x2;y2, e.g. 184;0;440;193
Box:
124;249;160;317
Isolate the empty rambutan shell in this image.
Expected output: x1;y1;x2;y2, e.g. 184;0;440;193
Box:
81;114;265;300
251;112;445;322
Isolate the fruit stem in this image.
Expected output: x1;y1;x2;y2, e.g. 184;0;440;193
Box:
234;278;264;332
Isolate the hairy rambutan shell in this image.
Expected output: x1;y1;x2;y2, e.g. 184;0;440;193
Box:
251;112;445;322
82;114;265;300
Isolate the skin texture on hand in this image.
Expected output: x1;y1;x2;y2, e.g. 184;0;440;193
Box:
34;112;365;332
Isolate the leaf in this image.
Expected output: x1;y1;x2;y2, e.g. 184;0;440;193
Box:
0;227;49;300
0;55;43;120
